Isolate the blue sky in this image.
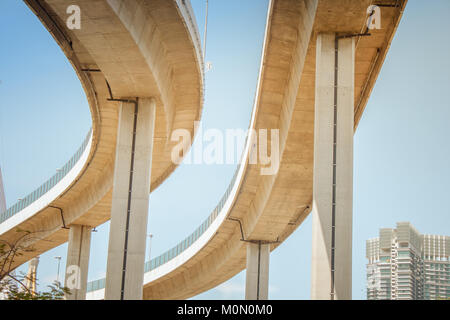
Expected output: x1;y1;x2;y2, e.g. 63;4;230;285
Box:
0;0;449;300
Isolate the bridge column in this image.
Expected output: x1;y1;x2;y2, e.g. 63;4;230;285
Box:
64;225;91;300
105;98;156;300
25;256;39;295
311;33;355;300
245;241;270;300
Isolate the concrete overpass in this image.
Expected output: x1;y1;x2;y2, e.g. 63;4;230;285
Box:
0;0;204;300
0;0;406;300
85;0;407;300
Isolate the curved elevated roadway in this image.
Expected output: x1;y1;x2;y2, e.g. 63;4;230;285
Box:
1;0;406;300
82;0;407;299
0;0;204;270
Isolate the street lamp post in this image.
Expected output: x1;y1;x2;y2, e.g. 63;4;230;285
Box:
54;256;62;284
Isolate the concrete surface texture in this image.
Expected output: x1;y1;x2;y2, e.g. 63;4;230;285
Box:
0;0;203;270
245;242;270;300
311;33;354;300
0;0;407;300
132;0;405;300
105;99;156;300
64;225;92;300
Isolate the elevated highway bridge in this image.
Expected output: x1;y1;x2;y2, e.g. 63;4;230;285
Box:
0;0;407;300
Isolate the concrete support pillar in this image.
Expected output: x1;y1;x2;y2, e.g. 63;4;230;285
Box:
311;33;354;300
245;242;270;300
64;225;92;300
105;98;156;300
25;256;39;295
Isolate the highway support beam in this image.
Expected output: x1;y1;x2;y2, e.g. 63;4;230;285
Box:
105;98;156;300
311;33;355;300
64;225;92;300
245;241;270;300
25;256;39;295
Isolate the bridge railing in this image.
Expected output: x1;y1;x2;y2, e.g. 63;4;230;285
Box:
176;0;205;76
86;117;255;294
86;160;243;293
0;129;93;224
86;277;105;293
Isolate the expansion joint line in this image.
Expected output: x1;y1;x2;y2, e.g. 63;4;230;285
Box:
119;98;139;300
330;31;372;301
288;205;311;225
330;35;338;301
257;240;261;300
228;217;280;245
48;206;69;229
227;217;246;241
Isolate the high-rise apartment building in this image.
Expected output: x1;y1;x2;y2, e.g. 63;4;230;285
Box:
366;222;449;300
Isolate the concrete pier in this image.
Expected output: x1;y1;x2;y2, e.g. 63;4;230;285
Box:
245;242;270;300
311;33;355;300
105;98;156;300
65;225;91;300
25;256;39;295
